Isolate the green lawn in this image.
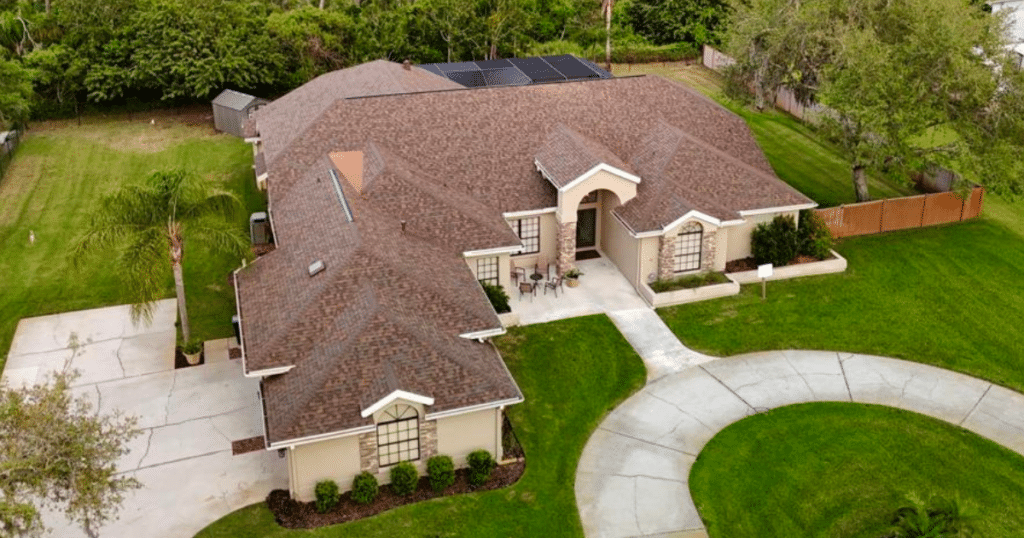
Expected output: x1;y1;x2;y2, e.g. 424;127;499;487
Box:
614;63;915;206
196;315;646;538
690;403;1024;537
0;119;265;367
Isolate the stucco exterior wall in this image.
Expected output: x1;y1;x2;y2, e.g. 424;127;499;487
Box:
464;253;512;292
557;170;637;224
637;236;660;285
288;434;362;502
725;210;799;261
509;211;558;272
436;408;501;467
601;205;640;286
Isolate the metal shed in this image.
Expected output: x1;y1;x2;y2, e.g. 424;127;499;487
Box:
212;89;267;137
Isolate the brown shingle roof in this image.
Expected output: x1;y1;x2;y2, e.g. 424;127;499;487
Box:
253;60;464;164
535;123;634;187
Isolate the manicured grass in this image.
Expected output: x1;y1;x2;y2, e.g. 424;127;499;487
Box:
195;315;646;538
660;217;1024;393
690;402;1024;537
0;119;264;366
612;63;915;206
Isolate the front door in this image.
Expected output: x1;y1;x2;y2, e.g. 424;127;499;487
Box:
576;208;597;249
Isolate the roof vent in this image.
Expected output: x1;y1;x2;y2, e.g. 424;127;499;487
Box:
402;59;411;71
308;260;326;277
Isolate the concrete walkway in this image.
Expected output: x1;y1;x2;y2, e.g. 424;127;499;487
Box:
575;350;1024;538
607;308;716;382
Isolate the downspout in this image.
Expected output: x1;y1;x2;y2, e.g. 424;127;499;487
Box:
496;406;504;462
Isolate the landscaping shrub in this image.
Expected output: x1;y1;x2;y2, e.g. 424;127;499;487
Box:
314;480;340;513
350;472;379;505
650;272;730;293
797;210;834;260
480;281;511;314
751;215;800;267
467;450;497;486
427;455;455;492
389;462;418;496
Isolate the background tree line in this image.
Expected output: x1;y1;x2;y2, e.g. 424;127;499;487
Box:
0;0;730;128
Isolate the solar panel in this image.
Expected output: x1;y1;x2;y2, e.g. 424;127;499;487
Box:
543;55;601;80
438;61;480;74
417;64;445;77
447;70;488;88
474;59;513;69
481;67;532;87
508;57;566;83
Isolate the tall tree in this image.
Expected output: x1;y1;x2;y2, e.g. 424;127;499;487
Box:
602;0;612;70
0;53;33;129
419;0;474;62
0;368;140;538
625;0;729;47
267;6;358;84
69;169;249;343
725;0;1024;201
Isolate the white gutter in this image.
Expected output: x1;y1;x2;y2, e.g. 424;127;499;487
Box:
503;207;557;218
738;202;818;216
266;424;375;450
233;269;250;374
460;327;506;340
424;397;524;421
246;365;296;377
463;245;523;257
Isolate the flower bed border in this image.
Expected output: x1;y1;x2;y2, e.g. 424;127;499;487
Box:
727;249;847;284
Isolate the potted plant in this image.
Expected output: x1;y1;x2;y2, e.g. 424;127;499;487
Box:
181;339;203;366
564;268;583;288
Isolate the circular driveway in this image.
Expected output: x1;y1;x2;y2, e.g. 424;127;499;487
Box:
574;350;1024;538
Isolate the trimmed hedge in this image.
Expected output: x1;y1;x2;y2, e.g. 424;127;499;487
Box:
389;462;418;496
467;450;497;487
427;455;456;492
649;272;729;293
314;480;340;513
798;209;834;260
350;472;379;505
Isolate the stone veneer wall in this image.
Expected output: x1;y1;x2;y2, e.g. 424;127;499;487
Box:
658;226;719;278
358;419;438;476
556;220;577;276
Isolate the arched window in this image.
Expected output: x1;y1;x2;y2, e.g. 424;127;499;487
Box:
376;404;420;467
674;222;703;272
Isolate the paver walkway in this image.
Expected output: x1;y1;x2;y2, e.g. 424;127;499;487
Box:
575;349;1024;538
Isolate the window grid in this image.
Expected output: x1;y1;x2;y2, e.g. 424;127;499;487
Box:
674;223;703;272
513;217;540;255
377;405;420;467
476;257;499;285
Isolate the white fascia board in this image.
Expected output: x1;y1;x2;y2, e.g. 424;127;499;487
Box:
424;397;524;421
244;137;261;144
738;202;818;216
360;390;435;418
503;207;557;219
534;159;557;186
463;245;523;257
628;210;727;238
459;327;506;340
559;163;642;193
244;365;295;378
267;424;375;450
719;219;746;227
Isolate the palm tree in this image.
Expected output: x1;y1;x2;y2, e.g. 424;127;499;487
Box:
602;0;614;72
885;494;979;538
70;169;249;344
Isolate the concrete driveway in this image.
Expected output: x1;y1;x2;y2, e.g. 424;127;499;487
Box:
575;350;1024;538
2;300;287;538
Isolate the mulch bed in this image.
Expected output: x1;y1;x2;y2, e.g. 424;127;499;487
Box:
267;460;526;529
229;347;242;359
173;347;204;369
725;254;834;273
232;436;265;456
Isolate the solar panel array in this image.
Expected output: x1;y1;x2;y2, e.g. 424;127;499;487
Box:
417;55;612;89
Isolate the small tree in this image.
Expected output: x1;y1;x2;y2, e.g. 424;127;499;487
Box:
0;371;141;537
750;215;799;267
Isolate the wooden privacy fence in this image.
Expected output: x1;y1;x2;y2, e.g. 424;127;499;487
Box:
815;187;984;238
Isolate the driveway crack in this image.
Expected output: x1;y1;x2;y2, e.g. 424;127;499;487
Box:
634;476;643;535
115;339;127;377
136;429;154;469
837;352;853;402
781;353;818;398
698;365;757;412
960;384;992;426
649;393;714;432
598;427;698;457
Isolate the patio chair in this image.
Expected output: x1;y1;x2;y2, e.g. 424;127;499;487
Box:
534;261;549;280
512;266;526;285
518;281;535;302
544;275;563;296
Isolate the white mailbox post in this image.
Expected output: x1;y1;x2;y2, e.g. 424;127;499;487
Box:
757;263;774;300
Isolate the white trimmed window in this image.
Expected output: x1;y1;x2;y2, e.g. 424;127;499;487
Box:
476;257;499;285
377;404;420;467
674;222;703;272
512;217;540;255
